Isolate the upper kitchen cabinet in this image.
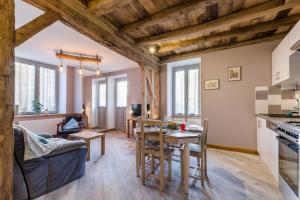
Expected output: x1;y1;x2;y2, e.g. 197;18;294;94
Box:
289;20;300;56
272;21;300;86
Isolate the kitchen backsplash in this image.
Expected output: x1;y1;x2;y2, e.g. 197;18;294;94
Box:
255;86;300;114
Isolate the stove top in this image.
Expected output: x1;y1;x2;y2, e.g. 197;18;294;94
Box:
278;121;300;144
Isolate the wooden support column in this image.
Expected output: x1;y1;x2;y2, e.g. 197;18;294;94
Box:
0;0;15;199
141;64;160;119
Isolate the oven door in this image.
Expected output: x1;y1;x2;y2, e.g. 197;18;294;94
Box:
278;136;299;199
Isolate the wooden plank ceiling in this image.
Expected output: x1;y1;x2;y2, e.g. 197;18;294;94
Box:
26;0;300;65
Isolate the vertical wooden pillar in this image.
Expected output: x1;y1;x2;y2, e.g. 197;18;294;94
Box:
0;0;15;199
140;65;147;117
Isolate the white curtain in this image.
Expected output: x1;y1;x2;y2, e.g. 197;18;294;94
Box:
39;67;56;112
116;80;127;107
15;62;36;113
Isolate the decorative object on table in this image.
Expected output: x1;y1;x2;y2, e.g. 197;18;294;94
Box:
180;122;186;131
204;79;220;90
228;66;242;81
32;100;43;114
165;121;180;130
44;109;49;115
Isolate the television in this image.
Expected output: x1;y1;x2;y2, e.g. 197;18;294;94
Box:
131;104;150;117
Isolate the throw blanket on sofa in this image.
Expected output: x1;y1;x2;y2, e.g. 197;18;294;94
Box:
15;125;70;161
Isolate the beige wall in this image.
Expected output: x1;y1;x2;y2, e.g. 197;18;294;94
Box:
161;41;279;150
66;66;75;113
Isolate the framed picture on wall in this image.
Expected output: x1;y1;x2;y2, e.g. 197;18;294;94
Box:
228;66;242;81
204;79;220;90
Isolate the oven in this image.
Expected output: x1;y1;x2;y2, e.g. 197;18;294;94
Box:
278;135;299;200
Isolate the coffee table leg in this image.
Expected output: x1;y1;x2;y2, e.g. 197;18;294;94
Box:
101;136;105;155
86;140;90;161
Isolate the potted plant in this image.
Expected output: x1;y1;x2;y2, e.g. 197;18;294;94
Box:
32;100;44;115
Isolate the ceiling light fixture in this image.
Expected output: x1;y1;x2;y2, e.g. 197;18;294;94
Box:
79;55;83;75
58;49;64;72
96;55;100;76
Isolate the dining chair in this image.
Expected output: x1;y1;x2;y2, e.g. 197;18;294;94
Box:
180;117;208;186
140;119;173;192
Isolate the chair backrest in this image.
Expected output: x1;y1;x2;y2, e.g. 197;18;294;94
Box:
200;118;209;151
140;119;164;155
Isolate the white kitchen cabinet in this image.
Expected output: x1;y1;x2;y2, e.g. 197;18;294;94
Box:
272;36;290;85
256;117;279;182
289;20;300;55
272;20;300;86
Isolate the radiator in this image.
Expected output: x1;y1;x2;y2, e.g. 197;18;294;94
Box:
18;118;64;135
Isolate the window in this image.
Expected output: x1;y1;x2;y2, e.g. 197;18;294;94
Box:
116;79;127;107
14;59;58;114
15;62;36;113
99;81;106;107
172;65;200;116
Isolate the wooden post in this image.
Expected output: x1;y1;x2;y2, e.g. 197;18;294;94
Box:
0;0;15;199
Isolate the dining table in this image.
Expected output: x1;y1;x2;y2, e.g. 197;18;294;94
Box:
133;127;201;194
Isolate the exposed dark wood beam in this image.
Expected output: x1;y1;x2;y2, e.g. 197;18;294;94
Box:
160;33;285;63
137;0;300;45
88;0;132;16
15;12;59;47
24;0;160;70
120;0;216;33
0;0;15;199
159;14;300;54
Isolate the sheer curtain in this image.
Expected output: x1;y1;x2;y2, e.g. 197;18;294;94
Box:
39;67;56;112
15;62;36;113
99;83;106;107
116;80;127;107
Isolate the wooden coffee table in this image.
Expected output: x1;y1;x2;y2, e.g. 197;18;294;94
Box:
69;131;105;161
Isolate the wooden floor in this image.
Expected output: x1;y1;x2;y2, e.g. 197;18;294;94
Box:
37;131;282;200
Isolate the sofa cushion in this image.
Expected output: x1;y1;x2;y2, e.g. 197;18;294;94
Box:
63;118;79;130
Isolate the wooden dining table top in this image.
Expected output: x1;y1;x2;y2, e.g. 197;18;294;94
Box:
133;127;201;144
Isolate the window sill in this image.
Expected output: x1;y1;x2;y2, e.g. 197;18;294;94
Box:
14;113;66;122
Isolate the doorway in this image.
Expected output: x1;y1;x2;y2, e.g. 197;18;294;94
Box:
98;80;107;129
115;78;127;131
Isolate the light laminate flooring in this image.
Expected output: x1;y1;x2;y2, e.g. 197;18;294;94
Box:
36;131;282;200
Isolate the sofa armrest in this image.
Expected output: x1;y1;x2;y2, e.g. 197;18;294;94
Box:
38;133;53;139
45;140;86;157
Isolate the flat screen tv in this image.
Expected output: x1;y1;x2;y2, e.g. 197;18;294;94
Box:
131;104;150;117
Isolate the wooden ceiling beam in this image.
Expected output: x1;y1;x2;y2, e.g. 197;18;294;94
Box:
24;0;160;70
15;12;58;47
159;14;300;54
137;0;300;45
120;0;215;33
88;0;132;16
160;33;286;64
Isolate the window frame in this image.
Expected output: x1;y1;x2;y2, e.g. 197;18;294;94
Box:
172;64;201;117
15;57;59;115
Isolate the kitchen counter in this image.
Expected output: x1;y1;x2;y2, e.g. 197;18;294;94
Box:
257;114;300;124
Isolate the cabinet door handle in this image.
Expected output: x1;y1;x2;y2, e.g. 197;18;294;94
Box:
276;71;280;81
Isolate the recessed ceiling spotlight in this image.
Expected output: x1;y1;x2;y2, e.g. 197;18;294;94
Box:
149;46;157;54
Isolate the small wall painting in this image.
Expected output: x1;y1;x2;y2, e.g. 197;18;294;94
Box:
228;66;242;81
204;79;220;90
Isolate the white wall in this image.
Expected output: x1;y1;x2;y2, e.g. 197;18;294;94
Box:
58;67;67;113
74;68;83;113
